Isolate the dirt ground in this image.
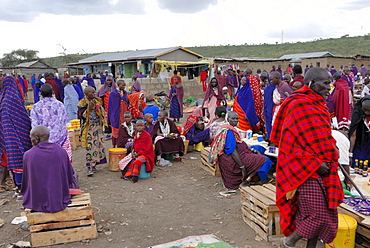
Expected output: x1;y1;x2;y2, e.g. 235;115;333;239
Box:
0;141;321;248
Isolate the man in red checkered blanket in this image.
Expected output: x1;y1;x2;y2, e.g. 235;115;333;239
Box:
270;67;344;248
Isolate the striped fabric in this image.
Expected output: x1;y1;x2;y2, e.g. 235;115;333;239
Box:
270;85;343;237
0;76;32;170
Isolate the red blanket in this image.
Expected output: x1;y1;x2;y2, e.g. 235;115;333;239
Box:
270;85;343;236
133;131;155;173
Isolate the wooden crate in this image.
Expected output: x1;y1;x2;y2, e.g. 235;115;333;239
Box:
200;147;220;177
240;184;283;241
338;202;370;240
74;129;82;147
26;193;98;247
183;140;189;155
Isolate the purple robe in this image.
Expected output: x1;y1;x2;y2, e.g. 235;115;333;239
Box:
330;69;337;75
360;66;368;78
352;66;358;76
21;142;74;213
132;80;141;92
108;89;129;129
145;122;156;136
169;84;184;118
55;78;64;103
134;72;142;78
276;69;283;77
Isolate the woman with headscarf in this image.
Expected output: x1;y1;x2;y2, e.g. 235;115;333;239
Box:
98;76;117;110
202;77;226;127
98;76;117;139
232;75;259;131
169;76;184;123
349;95;370;165
183;108;210;146
82;73;96;89
132;75;141;93
78;86;107;176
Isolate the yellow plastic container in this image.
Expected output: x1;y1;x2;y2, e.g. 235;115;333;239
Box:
326;214;357;248
194;142;204;152
108;148;127;172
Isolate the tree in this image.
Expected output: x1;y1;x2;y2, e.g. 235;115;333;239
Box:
1;49;39;67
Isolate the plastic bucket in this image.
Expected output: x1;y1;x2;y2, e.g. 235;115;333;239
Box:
139;164;151;179
326;214;357;248
108;148;127;172
194;142;204;151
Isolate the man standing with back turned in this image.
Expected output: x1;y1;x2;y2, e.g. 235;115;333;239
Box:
270;67;343;248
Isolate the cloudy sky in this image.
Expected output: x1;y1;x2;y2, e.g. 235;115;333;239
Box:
1;0;369;58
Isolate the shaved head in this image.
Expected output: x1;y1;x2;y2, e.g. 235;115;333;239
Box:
40;84;53;97
245;68;253;75
136;119;145;125
30;125;50;146
363;99;370;108
227;111;239;127
84;86;94;95
270;71;280;79
304;67;332;85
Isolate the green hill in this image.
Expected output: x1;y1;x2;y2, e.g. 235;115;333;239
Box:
42;53;99;68
186;34;370;58
40;34;370;67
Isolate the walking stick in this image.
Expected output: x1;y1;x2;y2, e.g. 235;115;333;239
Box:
338;163;367;200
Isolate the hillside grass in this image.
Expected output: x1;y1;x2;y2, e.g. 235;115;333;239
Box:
41;34;370;67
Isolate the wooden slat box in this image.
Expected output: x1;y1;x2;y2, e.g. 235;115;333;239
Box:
200;147;220;177
240;184;283;241
26;193;98;247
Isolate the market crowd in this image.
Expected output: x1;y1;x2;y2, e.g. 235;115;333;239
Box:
1;62;370;247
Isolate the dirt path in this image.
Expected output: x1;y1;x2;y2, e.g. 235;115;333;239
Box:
0;140;316;248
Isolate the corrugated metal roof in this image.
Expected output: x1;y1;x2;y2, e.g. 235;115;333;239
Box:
279;51;335;60
15;60;39;67
78;46;202;63
210;57;289;62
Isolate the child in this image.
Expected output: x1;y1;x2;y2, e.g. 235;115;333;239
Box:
120;120;155;183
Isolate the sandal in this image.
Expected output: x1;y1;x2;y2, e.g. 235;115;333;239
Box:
283;237;295;248
0;185;11;192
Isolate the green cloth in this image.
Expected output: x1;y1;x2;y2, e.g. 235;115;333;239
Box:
196;242;236;248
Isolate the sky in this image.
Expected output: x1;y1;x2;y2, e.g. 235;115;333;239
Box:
1;0;370;58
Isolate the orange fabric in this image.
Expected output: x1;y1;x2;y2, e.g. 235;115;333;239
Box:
233;100;251;131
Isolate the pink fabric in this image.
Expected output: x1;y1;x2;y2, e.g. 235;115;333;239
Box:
63;137;73;163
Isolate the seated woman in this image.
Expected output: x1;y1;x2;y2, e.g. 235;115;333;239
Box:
152;110;184;162
183;108;210;146
210;112;272;190
208;105;227;141
116;111;135;152
120;120;155;183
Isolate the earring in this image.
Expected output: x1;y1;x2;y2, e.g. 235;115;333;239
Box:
308;81;312;88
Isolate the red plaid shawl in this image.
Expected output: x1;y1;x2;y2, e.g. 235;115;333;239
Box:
270;86;343;236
